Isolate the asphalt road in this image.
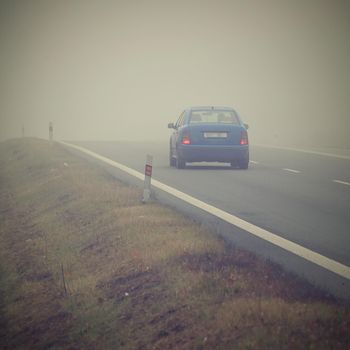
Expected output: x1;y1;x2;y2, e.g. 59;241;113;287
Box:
71;141;350;269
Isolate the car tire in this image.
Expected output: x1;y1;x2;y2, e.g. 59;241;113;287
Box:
238;155;249;169
238;160;249;169
176;156;186;169
237;152;249;170
169;148;176;167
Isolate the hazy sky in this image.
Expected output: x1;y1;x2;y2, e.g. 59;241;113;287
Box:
1;0;349;146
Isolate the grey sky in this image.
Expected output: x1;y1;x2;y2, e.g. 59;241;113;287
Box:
1;0;349;147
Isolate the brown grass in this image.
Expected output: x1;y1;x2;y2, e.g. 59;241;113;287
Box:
0;137;349;349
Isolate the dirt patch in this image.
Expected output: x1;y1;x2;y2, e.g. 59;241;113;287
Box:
102;269;163;302
179;249;335;303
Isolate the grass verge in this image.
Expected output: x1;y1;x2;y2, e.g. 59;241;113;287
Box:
0;138;349;349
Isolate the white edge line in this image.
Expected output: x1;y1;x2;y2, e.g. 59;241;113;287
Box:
59;141;144;181
255;144;350;160
283;168;301;174
249;160;259;164
59;141;350;280
333;180;350;186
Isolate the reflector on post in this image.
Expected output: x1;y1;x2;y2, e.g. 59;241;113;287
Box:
142;154;153;203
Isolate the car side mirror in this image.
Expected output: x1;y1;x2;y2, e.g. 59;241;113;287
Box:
168;122;175;129
244;123;249;130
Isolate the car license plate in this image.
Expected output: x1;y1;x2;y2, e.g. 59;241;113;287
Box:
203;132;228;138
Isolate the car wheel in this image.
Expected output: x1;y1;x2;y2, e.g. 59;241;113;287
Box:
176;156;186;169
169;148;176;167
238;160;249;169
238;156;249;169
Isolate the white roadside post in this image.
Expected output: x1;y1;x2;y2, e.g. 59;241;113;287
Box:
142;155;153;203
49;122;53;142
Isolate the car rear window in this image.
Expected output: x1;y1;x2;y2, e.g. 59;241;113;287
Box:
189;110;239;125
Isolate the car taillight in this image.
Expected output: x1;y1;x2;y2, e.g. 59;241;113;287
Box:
182;134;191;145
240;130;248;145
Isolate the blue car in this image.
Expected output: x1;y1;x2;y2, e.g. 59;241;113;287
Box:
168;106;249;169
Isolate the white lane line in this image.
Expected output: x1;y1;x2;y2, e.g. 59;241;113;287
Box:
255;144;350;160
333;180;350;186
59;141;350;280
249;160;259;164
283;168;301;174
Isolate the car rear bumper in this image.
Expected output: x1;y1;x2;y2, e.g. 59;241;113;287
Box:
177;144;249;163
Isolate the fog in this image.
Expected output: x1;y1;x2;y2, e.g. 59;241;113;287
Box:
1;0;349;147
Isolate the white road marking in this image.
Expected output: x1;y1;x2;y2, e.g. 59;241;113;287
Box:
255;144;350;160
333;180;350;186
249;160;259;164
283;168;301;174
59;141;350;280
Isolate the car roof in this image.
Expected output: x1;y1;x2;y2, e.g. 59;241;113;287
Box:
187;106;235;112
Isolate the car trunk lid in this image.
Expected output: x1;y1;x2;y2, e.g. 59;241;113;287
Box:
188;124;244;145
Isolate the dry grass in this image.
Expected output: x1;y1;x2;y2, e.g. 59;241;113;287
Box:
0;137;349;349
